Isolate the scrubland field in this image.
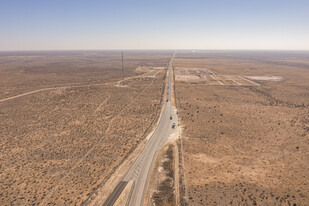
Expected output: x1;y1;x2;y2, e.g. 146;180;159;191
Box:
0;51;171;205
174;51;309;205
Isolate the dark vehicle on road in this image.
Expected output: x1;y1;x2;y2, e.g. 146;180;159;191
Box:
170;116;172;120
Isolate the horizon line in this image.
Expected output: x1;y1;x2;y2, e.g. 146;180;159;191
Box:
0;49;309;52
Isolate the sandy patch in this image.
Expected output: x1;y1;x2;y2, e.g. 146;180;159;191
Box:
244;75;284;81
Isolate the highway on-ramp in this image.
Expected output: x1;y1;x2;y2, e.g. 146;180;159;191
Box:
103;53;177;206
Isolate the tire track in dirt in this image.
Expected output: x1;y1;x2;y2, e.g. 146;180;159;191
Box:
0;83;111;103
39;78;157;206
0;70;157;104
93;93;111;114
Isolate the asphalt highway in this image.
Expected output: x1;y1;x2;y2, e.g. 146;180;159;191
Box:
103;53;177;206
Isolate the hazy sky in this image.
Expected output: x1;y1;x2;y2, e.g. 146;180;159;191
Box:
1;0;308;50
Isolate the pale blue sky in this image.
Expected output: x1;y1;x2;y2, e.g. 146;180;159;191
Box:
0;0;308;50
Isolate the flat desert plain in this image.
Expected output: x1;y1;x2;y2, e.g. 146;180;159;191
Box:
174;51;309;205
0;51;171;205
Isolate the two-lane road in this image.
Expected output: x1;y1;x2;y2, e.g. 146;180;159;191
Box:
103;53;177;206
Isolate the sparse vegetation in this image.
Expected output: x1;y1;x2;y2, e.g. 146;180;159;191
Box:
0;51;171;205
174;51;309;205
152;144;175;206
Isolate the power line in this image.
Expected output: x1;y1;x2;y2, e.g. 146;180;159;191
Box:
121;51;124;86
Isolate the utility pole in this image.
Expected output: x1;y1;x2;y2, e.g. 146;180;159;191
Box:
121;51;124;86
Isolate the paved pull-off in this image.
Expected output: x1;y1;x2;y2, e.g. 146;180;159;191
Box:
103;53;177;206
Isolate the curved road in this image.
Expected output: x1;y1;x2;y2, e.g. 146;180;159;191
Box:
103;53;177;206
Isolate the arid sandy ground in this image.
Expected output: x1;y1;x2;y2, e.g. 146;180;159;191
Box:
174;51;309;205
0;51;172;205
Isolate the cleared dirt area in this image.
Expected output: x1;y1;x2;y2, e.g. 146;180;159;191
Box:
175;67;259;86
174;51;309;205
0;51;172;205
244;75;284;82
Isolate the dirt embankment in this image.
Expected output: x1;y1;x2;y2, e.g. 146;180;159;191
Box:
146;143;176;206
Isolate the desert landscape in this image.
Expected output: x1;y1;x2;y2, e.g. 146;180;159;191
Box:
1;50;308;206
173;51;309;205
1;1;308;205
0;51;172;205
